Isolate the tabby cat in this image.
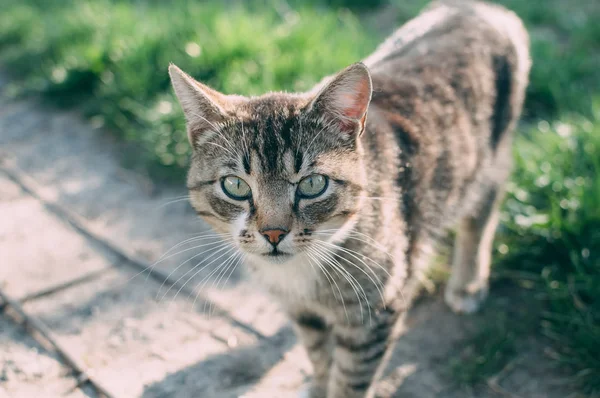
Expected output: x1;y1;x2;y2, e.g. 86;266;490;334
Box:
168;1;530;397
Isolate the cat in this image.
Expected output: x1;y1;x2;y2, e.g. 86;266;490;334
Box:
168;1;530;397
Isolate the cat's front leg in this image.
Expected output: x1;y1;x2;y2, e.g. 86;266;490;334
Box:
328;307;400;398
293;313;333;398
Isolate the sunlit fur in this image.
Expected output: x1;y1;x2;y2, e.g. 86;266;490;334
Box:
169;1;531;397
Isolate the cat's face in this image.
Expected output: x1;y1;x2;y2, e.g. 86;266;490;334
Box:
169;63;372;267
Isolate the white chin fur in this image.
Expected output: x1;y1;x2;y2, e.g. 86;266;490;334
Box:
229;213;361;300
245;251;320;300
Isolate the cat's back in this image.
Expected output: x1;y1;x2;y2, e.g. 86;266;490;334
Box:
364;0;529;78
361;0;531;233
365;0;530;128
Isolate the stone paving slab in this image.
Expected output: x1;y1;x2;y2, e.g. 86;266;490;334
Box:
0;314;94;398
0;174;115;300
23;268;264;398
0;88;290;339
0;98;209;276
0;170;268;397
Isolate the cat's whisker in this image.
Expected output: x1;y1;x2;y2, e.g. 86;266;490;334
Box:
315;230;395;261
159;232;228;257
191;261;230;312
154;243;230;302
173;247;235;300
306;249;347;310
208;251;245;317
309;245;371;324
309;245;368;315
309;254;351;325
128;235;230;285
322;243;389;298
203;141;236;158
155;234;229;264
307;250;344;314
152;238;233;290
326;256;372;325
180;230;219;237
220;252;245;291
154;196;191;209
306;247;347;305
315;233;393;276
203;251;237;317
190;249;240;315
188;255;231;312
314;234;393;278
313;240;386;310
306;247;350;323
351;196;398;201
170;246;237;305
189;111;221;132
158;194;190;201
211;250;241;291
302;250;320;279
160;244;234;302
203;249;242;315
189;112;236;152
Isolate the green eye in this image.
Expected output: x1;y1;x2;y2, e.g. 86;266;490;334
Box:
221;176;251;200
298;174;328;199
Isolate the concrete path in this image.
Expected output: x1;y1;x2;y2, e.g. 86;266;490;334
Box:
0;76;574;398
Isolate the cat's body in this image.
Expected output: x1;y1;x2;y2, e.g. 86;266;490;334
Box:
169;1;530;397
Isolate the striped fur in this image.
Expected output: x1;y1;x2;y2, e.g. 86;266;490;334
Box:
169;1;531;397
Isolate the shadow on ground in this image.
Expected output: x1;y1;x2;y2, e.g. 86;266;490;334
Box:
139;293;479;398
139;282;573;398
140;325;296;398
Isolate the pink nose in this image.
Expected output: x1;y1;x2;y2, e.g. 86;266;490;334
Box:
261;229;287;245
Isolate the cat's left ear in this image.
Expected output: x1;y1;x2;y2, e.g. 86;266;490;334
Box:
168;64;233;147
308;62;373;137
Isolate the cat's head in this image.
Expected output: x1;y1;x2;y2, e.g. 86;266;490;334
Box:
169;63;372;267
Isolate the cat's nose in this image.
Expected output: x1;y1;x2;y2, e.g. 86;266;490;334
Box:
261;228;287;246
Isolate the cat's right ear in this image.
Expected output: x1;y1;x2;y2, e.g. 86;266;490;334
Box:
308;62;372;139
168;64;229;146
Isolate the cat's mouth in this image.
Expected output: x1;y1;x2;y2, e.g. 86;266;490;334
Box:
262;249;292;258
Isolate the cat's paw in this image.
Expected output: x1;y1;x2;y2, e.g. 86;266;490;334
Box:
444;285;488;314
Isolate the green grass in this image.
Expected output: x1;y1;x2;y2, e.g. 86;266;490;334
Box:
1;0;599;394
447;111;600;394
491;0;600;117
497;110;600;394
0;0;377;178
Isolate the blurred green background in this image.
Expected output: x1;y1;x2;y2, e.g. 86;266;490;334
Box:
1;0;598;394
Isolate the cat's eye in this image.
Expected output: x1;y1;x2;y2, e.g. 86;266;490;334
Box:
297;174;328;199
221;176;251;200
